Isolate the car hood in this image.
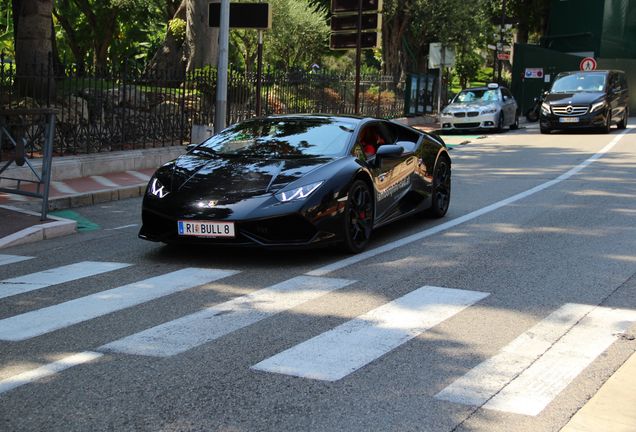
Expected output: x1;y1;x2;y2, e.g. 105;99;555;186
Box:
545;92;604;105
447;101;498;111
164;153;331;201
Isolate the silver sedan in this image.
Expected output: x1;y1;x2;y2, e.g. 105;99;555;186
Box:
440;84;519;132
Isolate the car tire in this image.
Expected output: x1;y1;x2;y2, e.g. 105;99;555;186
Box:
603;111;612;134
342;179;374;254
618;108;629;130
496;114;505;132
426;156;451;218
510;112;520;130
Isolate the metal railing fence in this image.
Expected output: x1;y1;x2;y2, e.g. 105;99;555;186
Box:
0;55;404;160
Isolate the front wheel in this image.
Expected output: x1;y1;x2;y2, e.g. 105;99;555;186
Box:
342;180;374;253
426;157;451;218
510;112;520;130
618;108;629;130
540;126;551;134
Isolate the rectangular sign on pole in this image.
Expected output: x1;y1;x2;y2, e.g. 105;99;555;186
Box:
329;32;380;50
331;0;382;13
428;42;455;68
209;3;271;29
331;13;380;32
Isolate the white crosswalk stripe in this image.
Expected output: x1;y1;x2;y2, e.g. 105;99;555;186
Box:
100;275;356;357
0;261;131;300
0;254;33;267
0;352;103;395
0;268;239;341
252;286;489;381
435;304;636;416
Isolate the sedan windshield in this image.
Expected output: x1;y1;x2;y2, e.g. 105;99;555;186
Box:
551;73;606;93
455;89;500;103
194;118;355;158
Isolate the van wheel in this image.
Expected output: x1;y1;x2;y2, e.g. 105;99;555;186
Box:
603;112;612;134
618;108;628;130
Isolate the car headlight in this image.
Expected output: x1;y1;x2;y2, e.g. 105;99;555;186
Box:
441;109;452;117
480;107;498;114
148;178;170;198
275;181;323;202
541;102;551;115
590;101;606;113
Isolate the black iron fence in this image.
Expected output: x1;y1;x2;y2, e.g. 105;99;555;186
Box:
0;56;405;160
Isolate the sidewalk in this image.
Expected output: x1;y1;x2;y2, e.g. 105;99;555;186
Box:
0;168;155;249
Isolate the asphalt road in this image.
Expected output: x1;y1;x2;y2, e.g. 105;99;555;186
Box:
1;123;635;432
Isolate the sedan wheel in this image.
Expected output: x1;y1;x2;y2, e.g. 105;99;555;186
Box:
342;180;374;253
426;157;451;218
510;112;520;130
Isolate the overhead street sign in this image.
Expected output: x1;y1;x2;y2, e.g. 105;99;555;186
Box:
580;57;597;71
331;0;382;13
330;32;379;50
209;3;271;29
331;13;380;32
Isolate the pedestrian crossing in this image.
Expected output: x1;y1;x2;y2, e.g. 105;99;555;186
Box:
1;254;635;419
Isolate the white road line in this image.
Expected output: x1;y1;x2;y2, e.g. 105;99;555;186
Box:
105;224;139;231
126;170;151;182
0;351;103;396
0;254;33;267
0;268;238;341
0;261;131;300
252;286;489;381
90;175;119;188
51;181;78;195
436;304;636;416
100;275;356;357
307;129;631;277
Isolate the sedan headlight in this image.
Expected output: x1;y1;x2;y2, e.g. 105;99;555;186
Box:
148;178;170;198
590;101;606;113
541;102;551;115
441;109;452;117
275;181;323;203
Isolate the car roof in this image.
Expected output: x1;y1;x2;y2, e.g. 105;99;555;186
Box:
460;86;506;91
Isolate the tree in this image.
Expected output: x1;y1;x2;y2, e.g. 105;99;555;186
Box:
185;0;219;71
12;0;54;97
264;0;329;71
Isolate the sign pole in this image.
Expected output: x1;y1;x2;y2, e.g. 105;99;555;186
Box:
354;0;363;115
215;0;230;134
256;30;263;116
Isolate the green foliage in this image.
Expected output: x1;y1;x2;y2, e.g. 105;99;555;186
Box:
0;0;14;57
167;18;186;44
263;0;330;71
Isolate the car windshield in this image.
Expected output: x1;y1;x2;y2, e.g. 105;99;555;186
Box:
455;89;500;103
194;118;356;158
551;73;606;93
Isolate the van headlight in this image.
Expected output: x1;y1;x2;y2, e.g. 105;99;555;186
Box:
590;101;606;112
541;102;551;115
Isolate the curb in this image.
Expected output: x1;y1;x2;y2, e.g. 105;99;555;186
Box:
47;184;147;211
0;205;77;249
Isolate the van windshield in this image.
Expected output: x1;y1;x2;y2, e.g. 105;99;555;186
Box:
551;73;606;93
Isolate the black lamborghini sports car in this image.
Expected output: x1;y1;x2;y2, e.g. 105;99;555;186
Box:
139;114;451;253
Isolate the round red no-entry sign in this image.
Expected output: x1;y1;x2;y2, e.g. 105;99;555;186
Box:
580;57;597;71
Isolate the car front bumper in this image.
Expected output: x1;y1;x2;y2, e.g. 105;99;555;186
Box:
440;112;499;130
540;110;607;130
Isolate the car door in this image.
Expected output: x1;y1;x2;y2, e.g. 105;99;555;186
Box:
501;88;516;125
355;122;405;223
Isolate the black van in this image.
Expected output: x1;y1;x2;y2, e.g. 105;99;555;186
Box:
539;70;629;134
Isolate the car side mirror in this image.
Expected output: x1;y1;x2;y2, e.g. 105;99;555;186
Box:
376;144;404;159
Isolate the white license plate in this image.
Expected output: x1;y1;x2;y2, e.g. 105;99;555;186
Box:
177;220;235;238
559;117;580;123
